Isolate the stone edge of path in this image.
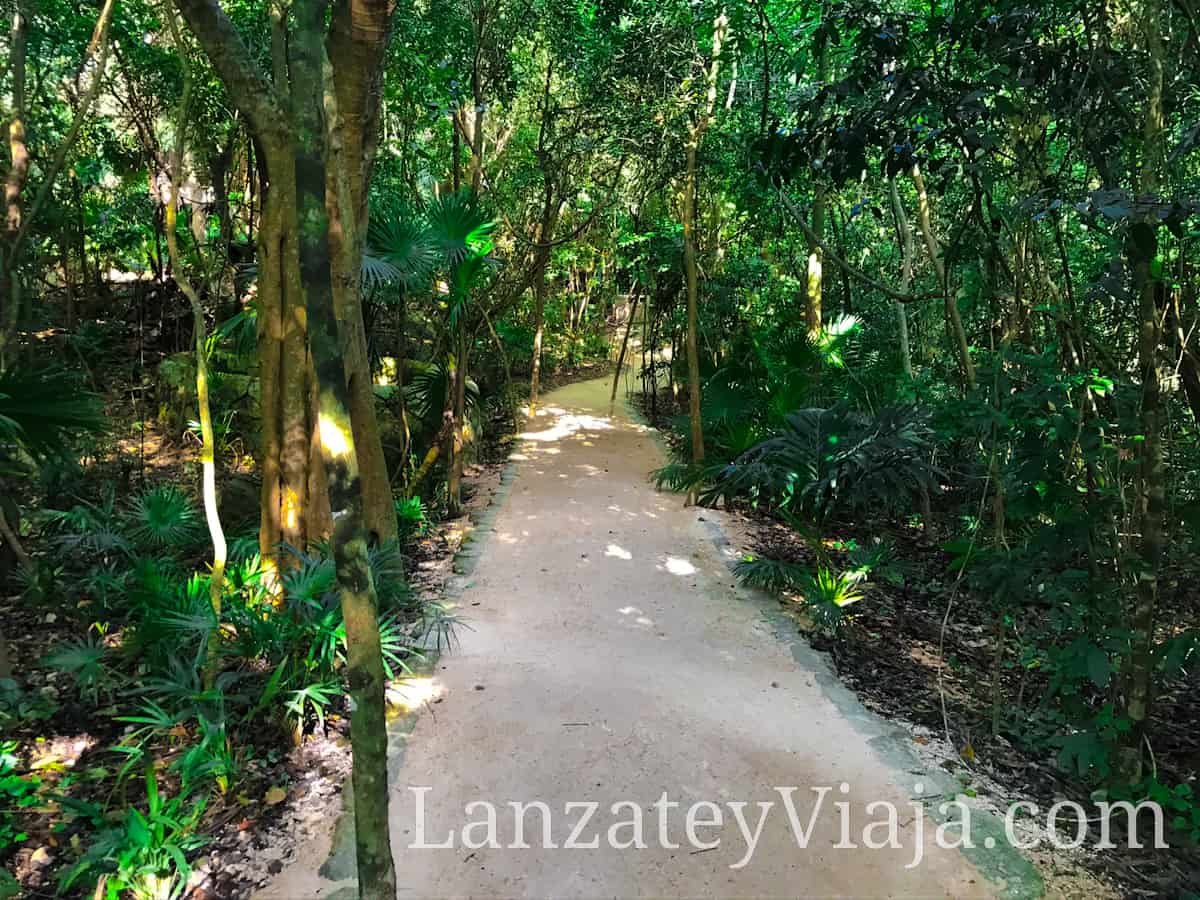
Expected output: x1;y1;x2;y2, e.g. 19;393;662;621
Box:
618;388;1044;900
296;447;527;900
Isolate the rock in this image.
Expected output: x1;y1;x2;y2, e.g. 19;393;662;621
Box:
268;860;284;875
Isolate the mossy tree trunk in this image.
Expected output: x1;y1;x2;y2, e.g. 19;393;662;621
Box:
174;0;399;889
293;0;397;891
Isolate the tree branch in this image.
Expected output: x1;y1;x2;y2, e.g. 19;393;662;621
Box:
777;188;935;305
172;0;289;145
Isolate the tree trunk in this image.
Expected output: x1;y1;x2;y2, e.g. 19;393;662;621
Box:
0;0;30;365
326;0;397;545
255;145;286;566
805;187;825;336
447;324;469;516
174;0;319;572
804;2;830;337
296;12;396;893
1117;0;1166;784
680;10;729;477
527;189;561;413
327;157;395;544
888;177;915;378
911;163;975;390
610;289;641;414
165;12;228;689
268;142;313;558
468;0;486;193
682;140;706;468
481;303;518;426
529;253;549;412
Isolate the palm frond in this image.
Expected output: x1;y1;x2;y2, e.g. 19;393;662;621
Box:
424;191;495;266
0;367;106;469
720;404;940;518
406;361;480;433
733;556;810;595
127;485;200;550
366;209;440;291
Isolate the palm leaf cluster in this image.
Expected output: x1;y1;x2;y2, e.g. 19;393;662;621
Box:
0;367;106;476
364;191;496;302
718;404;941;519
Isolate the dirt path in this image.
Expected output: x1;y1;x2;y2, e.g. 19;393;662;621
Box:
261;376;1010;899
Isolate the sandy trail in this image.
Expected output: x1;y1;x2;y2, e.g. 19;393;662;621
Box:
262;375;994;899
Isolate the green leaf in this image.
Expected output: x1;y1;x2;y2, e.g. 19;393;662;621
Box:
1086;645;1111;689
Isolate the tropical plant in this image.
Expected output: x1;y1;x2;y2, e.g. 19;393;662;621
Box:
43;635;114;704
735;557;866;634
718;405;941;520
59;771;207;900
0;742;40;851
798;566;867;634
394;496;428;542
126;486;199;550
0;367;106;475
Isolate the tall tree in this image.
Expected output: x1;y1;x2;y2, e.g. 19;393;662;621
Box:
172;0;399;890
681;8;729;473
1117;0;1168;785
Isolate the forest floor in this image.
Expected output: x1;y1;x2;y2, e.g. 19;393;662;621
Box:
257;375;1036;900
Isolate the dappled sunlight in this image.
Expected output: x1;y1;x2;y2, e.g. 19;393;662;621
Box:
30;735;97;771
606;503;648;521
317;413;353;459
519;406;615;444
617;605;655;629
663;556;697;576
386;676;443;711
605;543;632;560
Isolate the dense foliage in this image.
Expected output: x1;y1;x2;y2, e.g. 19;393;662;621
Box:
1;0;1198;894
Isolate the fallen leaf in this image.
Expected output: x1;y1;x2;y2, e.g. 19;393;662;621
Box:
264;786;287;806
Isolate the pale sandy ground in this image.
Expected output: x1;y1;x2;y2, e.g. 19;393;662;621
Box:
261;376;999;899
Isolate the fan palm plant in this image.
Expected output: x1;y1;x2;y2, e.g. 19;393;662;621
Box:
0;367;106;474
367;192;497;505
0;367;105;625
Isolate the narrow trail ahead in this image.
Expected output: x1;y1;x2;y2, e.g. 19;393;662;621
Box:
264;376;996;899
